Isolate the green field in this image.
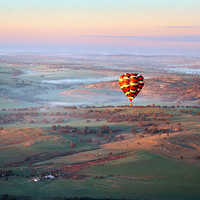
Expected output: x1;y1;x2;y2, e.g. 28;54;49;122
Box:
1;151;200;200
0;105;200;200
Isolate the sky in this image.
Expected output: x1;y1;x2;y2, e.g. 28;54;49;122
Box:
0;0;200;55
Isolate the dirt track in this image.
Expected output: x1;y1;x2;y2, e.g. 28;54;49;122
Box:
57;153;127;179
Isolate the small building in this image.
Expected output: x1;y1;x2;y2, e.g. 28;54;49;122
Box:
33;178;40;182
45;175;55;179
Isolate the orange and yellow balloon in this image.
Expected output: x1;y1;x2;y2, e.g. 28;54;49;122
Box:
119;73;144;106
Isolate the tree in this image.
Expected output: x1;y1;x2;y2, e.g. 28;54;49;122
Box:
131;128;137;134
27;162;32;167
70;141;75;148
1;194;9;200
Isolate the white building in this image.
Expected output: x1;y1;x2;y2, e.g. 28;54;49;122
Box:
45;175;55;179
33;178;40;182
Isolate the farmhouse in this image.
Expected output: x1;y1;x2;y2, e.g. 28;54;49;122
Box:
33;178;40;182
45;175;55;179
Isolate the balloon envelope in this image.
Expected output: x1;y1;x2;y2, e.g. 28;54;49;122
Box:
119;73;144;105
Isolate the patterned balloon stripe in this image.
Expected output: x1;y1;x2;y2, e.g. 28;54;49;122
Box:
119;73;144;104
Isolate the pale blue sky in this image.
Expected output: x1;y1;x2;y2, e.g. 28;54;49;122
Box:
0;0;200;54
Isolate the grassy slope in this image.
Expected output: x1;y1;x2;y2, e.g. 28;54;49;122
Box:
0;105;200;199
0;151;200;200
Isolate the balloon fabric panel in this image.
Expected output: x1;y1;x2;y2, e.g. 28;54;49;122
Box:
119;73;144;106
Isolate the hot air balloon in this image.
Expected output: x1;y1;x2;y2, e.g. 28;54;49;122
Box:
119;73;144;106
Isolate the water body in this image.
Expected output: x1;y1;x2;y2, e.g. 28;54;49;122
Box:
24;70;35;75
48;102;89;106
42;76;118;84
166;68;200;75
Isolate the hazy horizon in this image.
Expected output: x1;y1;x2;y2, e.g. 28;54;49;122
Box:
1;44;200;56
